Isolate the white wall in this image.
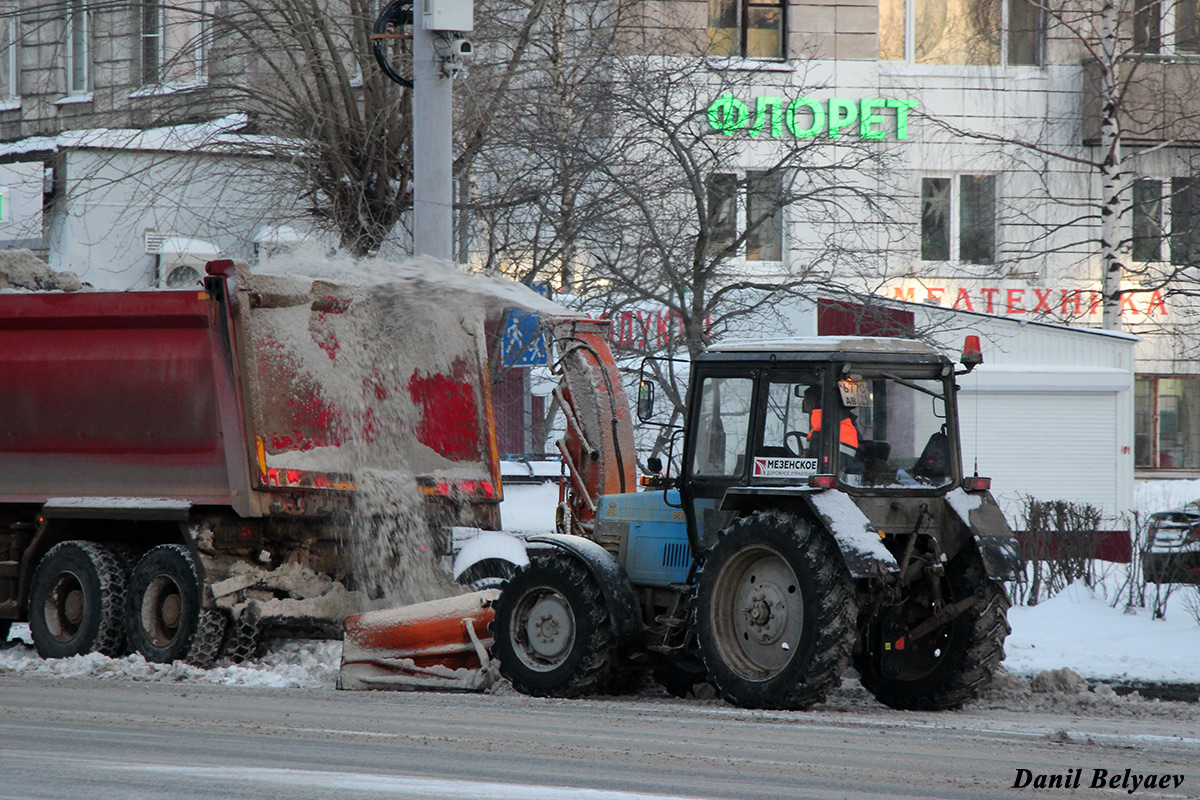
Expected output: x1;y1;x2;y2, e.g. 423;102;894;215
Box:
48;148;316;290
0;161;44;249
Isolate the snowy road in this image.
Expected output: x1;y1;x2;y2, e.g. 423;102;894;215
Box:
1;676;1198;800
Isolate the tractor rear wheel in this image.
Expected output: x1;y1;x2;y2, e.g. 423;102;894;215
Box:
491;552;613;698
695;511;857;710
855;547;1010;711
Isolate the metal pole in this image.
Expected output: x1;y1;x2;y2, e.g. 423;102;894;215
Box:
412;21;453;260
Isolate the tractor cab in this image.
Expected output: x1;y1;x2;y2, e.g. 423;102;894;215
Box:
678;337;963;550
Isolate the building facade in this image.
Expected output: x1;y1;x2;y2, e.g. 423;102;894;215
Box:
620;0;1200;481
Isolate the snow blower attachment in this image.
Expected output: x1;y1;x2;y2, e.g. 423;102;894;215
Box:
338;590;499;691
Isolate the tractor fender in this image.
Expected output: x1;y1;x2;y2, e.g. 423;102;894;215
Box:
525;533;644;641
719;487;898;579
944;488;1024;580
800;491;899;580
451;531;530;582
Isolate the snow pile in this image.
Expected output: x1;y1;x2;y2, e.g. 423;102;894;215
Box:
1004;582;1200;683
0;626;340;689
0;250;84;292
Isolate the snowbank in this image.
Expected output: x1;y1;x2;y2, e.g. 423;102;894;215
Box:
1005;583;1200;683
0;627;339;689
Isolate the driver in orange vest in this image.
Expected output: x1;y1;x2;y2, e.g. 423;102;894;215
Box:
802;386;859;451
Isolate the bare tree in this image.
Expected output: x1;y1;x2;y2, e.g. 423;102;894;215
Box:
922;0;1200;329
462;10;907;458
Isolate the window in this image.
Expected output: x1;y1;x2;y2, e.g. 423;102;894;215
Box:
708;0;785;59
1131;177;1200;265
692;376;754;477
1170;177;1200;266
1132;178;1163;262
880;0;1042;66
0;5;17;100
66;0;87;94
746;171;782;261
921;174;995;264
837;373;955;489
142;0;205;86
1135;0;1200;54
1136;375;1200;470
706;171;784;262
707;173;737;251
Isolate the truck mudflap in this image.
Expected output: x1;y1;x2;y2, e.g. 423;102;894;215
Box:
944;488;1024;580
801;491;899;579
524;533;644;641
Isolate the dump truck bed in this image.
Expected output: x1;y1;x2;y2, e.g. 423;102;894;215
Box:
0;266;501;517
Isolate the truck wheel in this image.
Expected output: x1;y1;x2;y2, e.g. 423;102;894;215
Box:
695;511;857;710
125;545;204;664
29;541;127;658
491;552;613;697
855;547;1010;711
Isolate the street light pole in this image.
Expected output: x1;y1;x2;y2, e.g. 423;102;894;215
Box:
411;20;454;260
373;0;473;261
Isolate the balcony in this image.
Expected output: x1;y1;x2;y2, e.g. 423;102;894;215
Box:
1082;56;1200;145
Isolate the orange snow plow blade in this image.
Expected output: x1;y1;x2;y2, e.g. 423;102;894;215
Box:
338;590;499;691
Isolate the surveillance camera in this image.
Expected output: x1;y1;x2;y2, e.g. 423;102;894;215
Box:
451;38;473;57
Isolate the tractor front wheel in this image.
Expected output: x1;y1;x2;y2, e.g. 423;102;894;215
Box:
491;553;614;698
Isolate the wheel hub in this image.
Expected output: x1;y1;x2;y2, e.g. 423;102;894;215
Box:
710;545;804;678
141;575;184;647
45;572;85;643
524;594;573;660
742;582;788;644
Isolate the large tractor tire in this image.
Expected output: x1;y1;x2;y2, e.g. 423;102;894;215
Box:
855;546;1010;711
491;552;614;698
28;541;127;658
695;511;857;710
124;544;207;664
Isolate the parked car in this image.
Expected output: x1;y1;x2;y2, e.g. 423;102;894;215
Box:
1142;505;1200;584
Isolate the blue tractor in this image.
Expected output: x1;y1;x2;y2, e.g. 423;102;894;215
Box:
491;324;1022;711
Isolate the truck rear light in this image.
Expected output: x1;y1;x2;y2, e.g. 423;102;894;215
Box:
963;476;991;491
265;467;355;490
808;474;837;489
419;480;497;498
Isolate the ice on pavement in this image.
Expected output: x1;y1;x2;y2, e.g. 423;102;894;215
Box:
2;482;1199;695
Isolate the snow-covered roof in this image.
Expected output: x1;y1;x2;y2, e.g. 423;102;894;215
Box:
0;114;291;160
708;335;942;357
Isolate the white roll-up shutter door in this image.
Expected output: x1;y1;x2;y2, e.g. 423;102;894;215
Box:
960;392;1118;522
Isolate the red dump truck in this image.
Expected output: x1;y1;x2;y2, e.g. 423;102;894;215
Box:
0;259;503;665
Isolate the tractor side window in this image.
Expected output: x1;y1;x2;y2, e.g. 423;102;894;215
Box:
761;378;819;456
692;376;754;477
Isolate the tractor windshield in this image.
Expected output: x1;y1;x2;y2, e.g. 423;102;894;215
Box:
836;371;956;490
